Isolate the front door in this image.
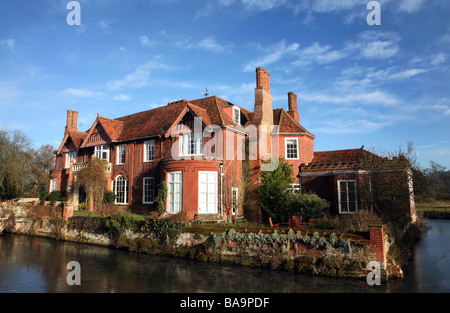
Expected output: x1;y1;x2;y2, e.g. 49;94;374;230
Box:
167;171;182;214
198;171;218;214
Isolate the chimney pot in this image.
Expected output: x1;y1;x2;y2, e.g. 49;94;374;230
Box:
256;67;270;92
65;110;78;134
287;92;300;123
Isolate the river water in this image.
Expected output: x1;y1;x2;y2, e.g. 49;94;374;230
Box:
0;219;449;294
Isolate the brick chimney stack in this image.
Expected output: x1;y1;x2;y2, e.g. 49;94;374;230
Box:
287;92;299;123
253;67;273;127
65;110;78;134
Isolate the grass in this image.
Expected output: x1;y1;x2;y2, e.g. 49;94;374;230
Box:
416;201;450;219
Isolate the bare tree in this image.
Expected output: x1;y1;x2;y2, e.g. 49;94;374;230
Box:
0;129;32;200
427;161;447;196
27;144;55;197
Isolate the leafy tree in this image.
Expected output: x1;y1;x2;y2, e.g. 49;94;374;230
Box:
0;129;32;200
75;158;108;211
257;158;294;219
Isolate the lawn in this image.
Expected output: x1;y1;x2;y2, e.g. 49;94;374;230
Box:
416;201;450;219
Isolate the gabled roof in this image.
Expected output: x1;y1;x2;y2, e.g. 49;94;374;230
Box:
56;130;87;154
273;108;315;138
80;96;248;145
74;95;316;147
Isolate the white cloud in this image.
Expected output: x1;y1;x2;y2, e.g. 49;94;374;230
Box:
431;52;447;66
61;88;103;97
302;90;399;106
198;36;231;52
1;38;16;53
114;94;131;101
361;41;399;59
140;35;157;47
311;0;362;13
243;40;299;72
430;104;450;115
367;67;429;80
398;0;426;13
292;42;348;67
241;0;287;11
106;61;175;90
344;31;401;60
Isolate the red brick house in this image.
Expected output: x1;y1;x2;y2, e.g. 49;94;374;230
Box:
49;67;416;223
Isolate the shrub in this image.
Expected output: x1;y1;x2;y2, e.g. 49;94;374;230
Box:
104;213;138;241
313;210;383;232
283;192;329;221
103;191;116;204
78;202;88;210
95;203;122;217
155;182;167;214
139;218;185;244
47;191;62;203
39;191;48;203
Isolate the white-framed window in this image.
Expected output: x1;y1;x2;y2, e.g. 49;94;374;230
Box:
288;183;301;193
95;145;110;162
167;171;182;214
233;106;241;125
338;180;358;214
65;151;77;168
285;138;299;160
198;171;218;214
144;140;154;162
231;187;239;215
50;179;57;192
116;144;125;165
180;133;203;156
114;175;129;205
143;177;155;204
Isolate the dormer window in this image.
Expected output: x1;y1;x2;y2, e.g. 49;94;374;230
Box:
233;106;241;125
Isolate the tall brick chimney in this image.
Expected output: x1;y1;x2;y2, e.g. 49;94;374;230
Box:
65;110;78;134
253;67;273;127
287;92;299;123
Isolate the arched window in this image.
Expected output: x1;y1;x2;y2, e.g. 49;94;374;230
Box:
114;175;129;204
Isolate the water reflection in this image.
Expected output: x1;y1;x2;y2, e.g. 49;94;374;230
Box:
1;220;449;293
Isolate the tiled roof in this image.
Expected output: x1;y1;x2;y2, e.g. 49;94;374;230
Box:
79;95;315;144
68;131;87;148
300;148;410;172
56;130;87;154
97;116;124;141
273;108;315;138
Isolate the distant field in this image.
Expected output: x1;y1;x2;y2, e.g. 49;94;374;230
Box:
416;201;450;219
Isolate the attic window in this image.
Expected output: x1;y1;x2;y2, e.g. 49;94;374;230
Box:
233;106;241;125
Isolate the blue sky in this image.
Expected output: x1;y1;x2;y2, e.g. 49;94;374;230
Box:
0;0;449;169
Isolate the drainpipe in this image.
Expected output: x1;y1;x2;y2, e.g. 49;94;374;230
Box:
220;163;224;218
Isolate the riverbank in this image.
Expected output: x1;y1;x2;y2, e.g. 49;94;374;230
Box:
0;203;419;282
416;201;450;220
